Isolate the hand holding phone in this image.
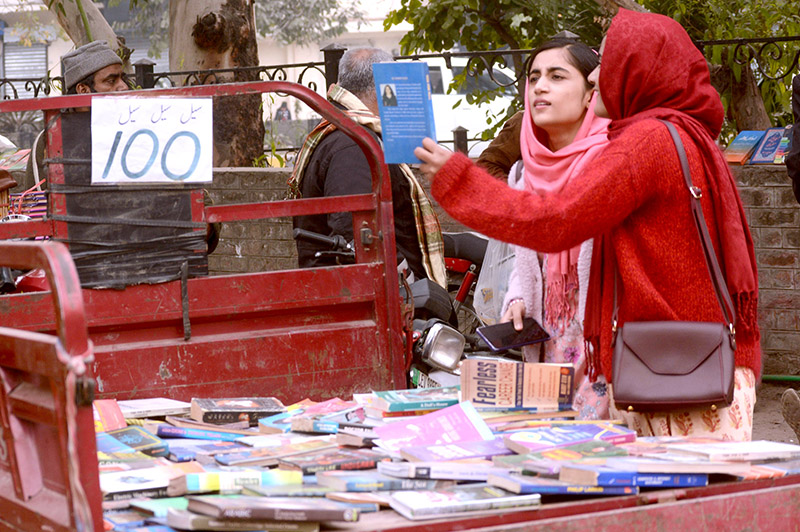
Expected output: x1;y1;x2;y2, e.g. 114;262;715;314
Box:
477;317;550;352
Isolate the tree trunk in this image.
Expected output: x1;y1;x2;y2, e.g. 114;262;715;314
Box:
169;0;265;167
729;65;773;131
48;0;130;61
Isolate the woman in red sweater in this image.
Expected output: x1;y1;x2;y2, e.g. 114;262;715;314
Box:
415;9;760;440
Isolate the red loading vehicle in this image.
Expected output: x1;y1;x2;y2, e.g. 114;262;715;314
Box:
1;82;799;531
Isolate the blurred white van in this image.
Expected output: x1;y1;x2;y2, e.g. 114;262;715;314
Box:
423;57;519;156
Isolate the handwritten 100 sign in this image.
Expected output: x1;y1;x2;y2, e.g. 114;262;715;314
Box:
91;97;213;184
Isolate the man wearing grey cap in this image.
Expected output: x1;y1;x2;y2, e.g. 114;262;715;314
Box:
62;40;129;94
25;41;129;189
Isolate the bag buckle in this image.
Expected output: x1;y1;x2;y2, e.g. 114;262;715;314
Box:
611;319;618;347
690;186;702;199
728;323;736;350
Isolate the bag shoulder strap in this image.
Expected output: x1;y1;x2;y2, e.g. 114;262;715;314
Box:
613;120;736;341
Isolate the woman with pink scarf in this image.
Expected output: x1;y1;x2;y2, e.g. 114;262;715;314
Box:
501;37;611;419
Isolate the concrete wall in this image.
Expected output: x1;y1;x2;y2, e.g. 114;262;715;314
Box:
206;164;800;376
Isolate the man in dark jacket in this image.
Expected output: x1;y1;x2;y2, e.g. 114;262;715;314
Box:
291;48;433;281
786;75;800;203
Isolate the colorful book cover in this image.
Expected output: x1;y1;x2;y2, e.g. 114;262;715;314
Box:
290;405;372;434
186;495;361;522
724;130;765;164
372;61;437;164
750;127;787;163
370;386;460;412
460;359;574;411
168;469;303;496
388;484;541;520
558;463;708;487
502;423;636;455
167;440;249;463
399;436;513;462
487;471;638;496
257;399;317;434
773;127;793;164
277;448;389;475
93;399;128;433
156;423;244;442
315;470;449;492
105;425;169;457
190;397;286;426
117;397;191;419
130;497;189;518
373;401;495;453
96;432;138;454
492;439;630;476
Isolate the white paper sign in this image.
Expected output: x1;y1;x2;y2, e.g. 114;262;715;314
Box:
91;97;213;184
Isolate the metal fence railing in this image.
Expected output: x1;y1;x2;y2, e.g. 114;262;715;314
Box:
0;37;797;154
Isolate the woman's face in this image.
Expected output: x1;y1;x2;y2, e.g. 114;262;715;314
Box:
384;85;392;97
527;47;593;142
588;38;608;118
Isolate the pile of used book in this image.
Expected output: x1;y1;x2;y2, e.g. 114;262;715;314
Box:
94;360;800;530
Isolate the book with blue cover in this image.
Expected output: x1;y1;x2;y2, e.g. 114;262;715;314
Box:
724;130;765;164
487;471;638;496
558;463;708;487
372;61;436;164
750;127;787;163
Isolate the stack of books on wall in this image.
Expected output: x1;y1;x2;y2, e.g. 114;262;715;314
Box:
724;126;793;164
92;364;800;530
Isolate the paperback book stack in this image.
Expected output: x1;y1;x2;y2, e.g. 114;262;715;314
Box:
91;390;800;529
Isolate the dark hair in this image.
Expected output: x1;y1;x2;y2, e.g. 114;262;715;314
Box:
526;37;599;89
66;72;96;94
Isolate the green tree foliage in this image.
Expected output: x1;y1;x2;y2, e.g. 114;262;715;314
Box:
384;0;605;138
110;0;363;58
641;0;800;130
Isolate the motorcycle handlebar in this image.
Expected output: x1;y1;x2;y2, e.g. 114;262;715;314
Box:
292;228;352;252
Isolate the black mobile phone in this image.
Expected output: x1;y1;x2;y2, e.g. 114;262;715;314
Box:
476;317;550;352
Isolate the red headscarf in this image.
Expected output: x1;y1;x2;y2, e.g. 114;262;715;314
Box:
584;9;759;374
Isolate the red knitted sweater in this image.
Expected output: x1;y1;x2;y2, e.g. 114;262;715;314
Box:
431;119;760;381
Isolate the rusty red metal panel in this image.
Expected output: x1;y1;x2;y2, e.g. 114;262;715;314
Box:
0;241;102;532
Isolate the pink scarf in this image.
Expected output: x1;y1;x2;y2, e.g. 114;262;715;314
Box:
520;87;610;330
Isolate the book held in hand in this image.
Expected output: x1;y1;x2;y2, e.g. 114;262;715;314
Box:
190;397;286;426
372;61;436;164
460;359;574;411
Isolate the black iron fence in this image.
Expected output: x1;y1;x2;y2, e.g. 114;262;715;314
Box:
0;37;797;154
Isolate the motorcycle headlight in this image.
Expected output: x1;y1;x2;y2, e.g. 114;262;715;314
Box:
418;320;465;372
